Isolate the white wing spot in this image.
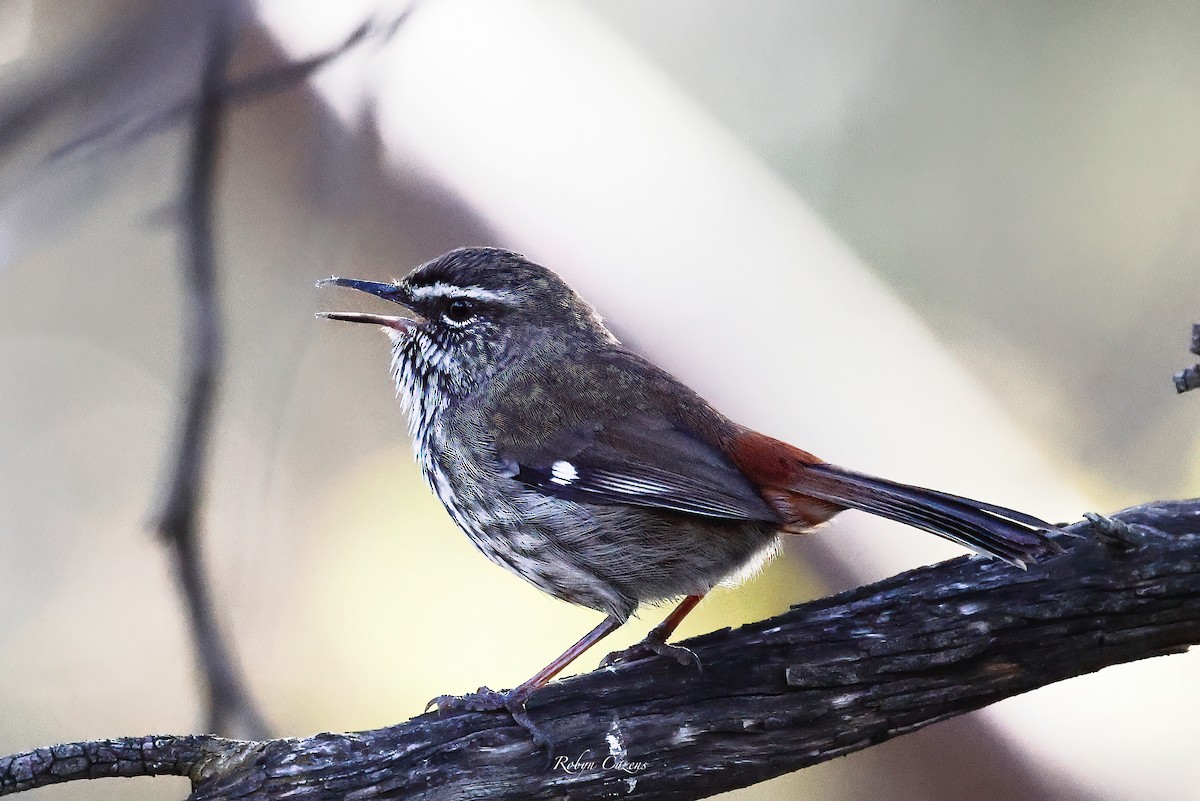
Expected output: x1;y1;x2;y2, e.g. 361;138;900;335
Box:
550;460;578;485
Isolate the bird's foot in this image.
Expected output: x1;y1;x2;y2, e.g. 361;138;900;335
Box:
427;686;506;714
427;687;551;749
600;638;702;672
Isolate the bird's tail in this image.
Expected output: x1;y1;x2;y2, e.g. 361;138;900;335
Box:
791;463;1062;567
730;432;1063;568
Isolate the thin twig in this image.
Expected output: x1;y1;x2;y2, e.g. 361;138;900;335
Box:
46;8;414;164
154;7;268;740
0;736;218;796
1174;323;1200;394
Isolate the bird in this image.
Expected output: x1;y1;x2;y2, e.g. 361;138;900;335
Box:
317;246;1062;742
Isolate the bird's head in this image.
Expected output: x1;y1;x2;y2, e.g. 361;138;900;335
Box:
319;246;614;408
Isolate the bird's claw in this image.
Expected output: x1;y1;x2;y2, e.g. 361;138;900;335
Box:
427;687;552;750
601;639;703;672
427;686;507;714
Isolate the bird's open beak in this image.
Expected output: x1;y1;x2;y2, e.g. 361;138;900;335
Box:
316;276;419;332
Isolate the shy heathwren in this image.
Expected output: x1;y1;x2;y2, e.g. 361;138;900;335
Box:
318;246;1061;742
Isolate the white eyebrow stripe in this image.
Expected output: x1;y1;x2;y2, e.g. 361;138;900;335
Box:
407;282;517;304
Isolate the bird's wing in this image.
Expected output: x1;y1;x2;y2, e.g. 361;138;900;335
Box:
500;412;781;522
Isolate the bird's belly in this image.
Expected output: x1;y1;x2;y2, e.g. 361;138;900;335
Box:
419;446;778;618
421;456;637;616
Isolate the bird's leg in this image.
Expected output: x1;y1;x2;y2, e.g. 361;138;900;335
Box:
600;594;705;670
429;614;624;747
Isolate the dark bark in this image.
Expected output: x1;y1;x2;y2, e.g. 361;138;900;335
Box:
3;500;1199;800
0;737;214;795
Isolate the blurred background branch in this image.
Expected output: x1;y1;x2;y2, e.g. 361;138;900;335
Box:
151;2;266;741
47;6;413;164
73;0;419;744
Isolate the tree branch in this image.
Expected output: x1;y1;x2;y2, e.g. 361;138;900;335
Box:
0;736;216;796
4;500;1199;799
153;7;268;740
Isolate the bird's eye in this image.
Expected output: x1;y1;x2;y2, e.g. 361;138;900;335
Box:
443;298;478;324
